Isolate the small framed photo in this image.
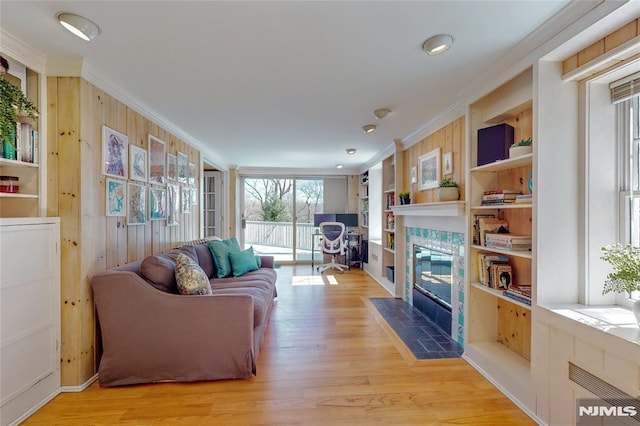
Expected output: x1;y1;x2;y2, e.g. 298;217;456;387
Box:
149;187;166;220
188;162;196;187
127;183;147;225
102;126;128;179
411;166;417;184
418;148;440;191
443;151;453;175
191;187;198;205
167;153;177;181
177;152;188;184
182;187;191;213
148;135;166;185
129;145;147;182
167;183;180;226
105;178;126;217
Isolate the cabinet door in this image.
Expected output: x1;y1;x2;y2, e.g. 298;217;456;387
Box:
1;221;60;425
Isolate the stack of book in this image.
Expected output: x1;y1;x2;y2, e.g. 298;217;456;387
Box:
477;217;509;246
515;194;532;204
481;189;521;205
485;233;532;251
503;284;532;306
476;253;510;288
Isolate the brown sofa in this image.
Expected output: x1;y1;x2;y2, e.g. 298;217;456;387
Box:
91;241;277;387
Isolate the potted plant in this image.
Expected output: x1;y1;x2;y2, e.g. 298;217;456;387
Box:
437;177;459;201
398;191;411;205
509;137;532;159
0;56;38;160
600;243;640;324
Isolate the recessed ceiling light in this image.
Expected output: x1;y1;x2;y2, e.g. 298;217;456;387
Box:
57;12;101;41
373;108;391;120
336;164;344;169
346;148;356;155
362;124;376;134
422;34;454;55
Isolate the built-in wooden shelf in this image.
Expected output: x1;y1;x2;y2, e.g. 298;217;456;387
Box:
471;282;532;310
391;201;465;217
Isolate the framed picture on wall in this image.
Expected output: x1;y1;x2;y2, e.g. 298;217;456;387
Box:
182;186;191;213
191;187;197;205
166;183;180;226
129;145;147;182
418;148;440;191
443;151;453;175
188;162;195;187
127;183;147;225
148;135;166;185
149;187;166;220
167;153;177;181
177;152;188;184
105;178;126;217
102;126;128;179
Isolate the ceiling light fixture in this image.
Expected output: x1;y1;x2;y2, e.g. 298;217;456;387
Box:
346;148;356;155
373;108;391;120
57;12;101;41
362;124;376;134
336;164;344;169
422;34;454;55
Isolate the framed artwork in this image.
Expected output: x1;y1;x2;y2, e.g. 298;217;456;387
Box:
418;148;440;191
411;166;417;184
167;153;177;181
149;187;166;220
188;162;196;187
177;152;188;184
102;126;128;179
127;183;147;225
166;183;180;226
443;151;453;175
129;145;147;182
148;135;166;185
105;178;126;217
182;187;191;213
191;187;197;205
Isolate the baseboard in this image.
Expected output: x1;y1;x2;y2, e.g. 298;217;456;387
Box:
7;388;60;426
462;354;545;425
60;374;99;392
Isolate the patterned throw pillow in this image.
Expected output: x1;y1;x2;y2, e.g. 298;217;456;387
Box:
175;253;212;295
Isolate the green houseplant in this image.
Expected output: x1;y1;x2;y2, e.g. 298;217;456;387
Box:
398;191;411;205
0;56;38;159
437;177;459;201
509;137;532;159
600;243;640;324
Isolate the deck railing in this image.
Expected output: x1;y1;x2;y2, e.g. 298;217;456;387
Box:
245;221;316;250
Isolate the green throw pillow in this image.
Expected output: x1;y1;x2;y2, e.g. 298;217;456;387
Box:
229;247;259;277
207;237;243;278
175;253;212;295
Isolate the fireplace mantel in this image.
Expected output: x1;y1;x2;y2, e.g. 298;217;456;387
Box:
391;201;465;217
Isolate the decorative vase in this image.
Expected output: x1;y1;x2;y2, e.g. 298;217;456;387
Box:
509;145;532;159
437;187;459;202
634;299;640;326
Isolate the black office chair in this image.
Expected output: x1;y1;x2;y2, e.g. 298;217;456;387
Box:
317;222;347;273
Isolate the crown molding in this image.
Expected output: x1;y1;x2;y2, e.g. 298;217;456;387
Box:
238;167;359;177
0;29;46;73
402;101;466;149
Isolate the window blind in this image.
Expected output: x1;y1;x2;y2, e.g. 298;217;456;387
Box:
610;71;640;103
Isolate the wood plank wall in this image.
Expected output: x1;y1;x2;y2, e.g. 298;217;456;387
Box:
400;116;465;204
47;77;201;387
562;18;639;75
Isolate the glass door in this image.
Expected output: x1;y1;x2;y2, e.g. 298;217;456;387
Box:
242;177;323;263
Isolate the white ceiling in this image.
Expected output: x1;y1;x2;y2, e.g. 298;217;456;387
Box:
0;1;627;173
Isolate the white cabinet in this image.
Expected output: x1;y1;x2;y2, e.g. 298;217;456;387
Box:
1;218;60;426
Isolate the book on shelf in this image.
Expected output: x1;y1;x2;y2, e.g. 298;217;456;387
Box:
505;284;532;298
483;189;522;195
476;252;509;287
472;213;496;245
485;233;532;251
502;291;532;306
494;264;512;290
482;193;519;201
477;217;509;246
515;194;532;204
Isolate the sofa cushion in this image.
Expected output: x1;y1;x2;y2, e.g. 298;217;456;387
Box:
229;247;259;277
192;243;216;278
208;238;242;278
210;286;271;327
175;253;212;295
140;246;198;293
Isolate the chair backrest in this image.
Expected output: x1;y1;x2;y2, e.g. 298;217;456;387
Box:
319;222;345;254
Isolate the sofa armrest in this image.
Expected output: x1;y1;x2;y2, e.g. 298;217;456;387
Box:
92;270;256;386
259;255;275;269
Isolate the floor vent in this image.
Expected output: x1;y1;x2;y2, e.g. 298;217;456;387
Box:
569;362;640;422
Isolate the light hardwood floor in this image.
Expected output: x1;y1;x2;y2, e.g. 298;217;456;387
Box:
25;266;534;425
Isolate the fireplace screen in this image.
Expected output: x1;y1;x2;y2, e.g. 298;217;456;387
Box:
413;246;452;309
